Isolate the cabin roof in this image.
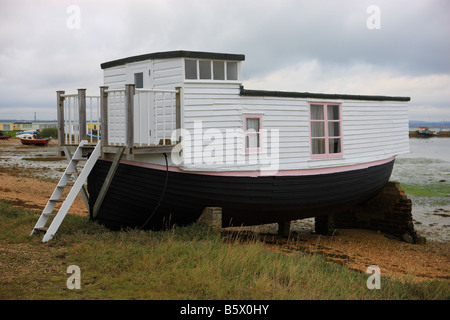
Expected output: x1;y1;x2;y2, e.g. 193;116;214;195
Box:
101;50;246;69
239;86;411;102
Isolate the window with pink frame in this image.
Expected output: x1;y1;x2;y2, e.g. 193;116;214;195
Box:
244;115;262;153
310;103;342;158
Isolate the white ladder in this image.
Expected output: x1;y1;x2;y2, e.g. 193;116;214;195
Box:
30;140;101;242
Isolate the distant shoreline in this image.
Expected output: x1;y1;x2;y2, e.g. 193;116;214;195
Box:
409;131;450;138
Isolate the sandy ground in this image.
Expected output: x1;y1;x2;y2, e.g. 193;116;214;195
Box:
0;139;87;216
0;138;449;283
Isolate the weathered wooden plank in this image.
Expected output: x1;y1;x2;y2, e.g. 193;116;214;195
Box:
125;84;135;149
92;146;125;219
57;91;65;148
78;89;87;140
100;86;109;148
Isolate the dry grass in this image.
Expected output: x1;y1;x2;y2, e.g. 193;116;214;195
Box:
0;201;448;300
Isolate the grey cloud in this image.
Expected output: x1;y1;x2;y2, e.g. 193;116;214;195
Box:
0;0;448;121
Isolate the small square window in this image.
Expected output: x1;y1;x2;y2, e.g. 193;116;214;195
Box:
213;61;225;80
199;60;211;79
185;59;198;79
134;72;143;88
312;139;325;155
311;122;325;137
327;105;340;120
227;61;238;80
310;104;324;120
184;60;197;79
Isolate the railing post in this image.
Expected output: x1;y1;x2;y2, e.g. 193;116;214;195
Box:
125;84;135;149
78;89;87;141
175;87;182;144
100;86;109;147
175;87;181;130
57;91;65;148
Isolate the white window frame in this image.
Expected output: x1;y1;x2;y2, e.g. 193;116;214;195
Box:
309;102;343;159
184;59;241;82
244;114;263;154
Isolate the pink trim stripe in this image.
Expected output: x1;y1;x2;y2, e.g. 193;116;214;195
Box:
101;157;395;178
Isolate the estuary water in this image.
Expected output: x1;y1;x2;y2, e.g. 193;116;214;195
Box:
390;138;450;241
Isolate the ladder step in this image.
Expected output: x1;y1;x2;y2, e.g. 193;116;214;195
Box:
57;184;74;188
72;157;87;161
43;213;56;217
65;172;80;175
50;199;64;202
34;227;48;232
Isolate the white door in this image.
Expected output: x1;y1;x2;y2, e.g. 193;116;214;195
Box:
127;64;155;145
127;63;152;89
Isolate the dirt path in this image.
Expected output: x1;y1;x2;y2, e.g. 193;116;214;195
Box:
0;138;449;283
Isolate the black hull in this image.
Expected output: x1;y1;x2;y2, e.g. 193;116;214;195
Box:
88;159;395;230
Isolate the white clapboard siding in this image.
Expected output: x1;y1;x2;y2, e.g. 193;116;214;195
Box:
181;82;409;171
341;99;409;165
104;66;127;89
153;58;183;88
183;84;310;171
101;55;409;172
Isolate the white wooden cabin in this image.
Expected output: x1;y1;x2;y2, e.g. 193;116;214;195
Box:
95;50;409;174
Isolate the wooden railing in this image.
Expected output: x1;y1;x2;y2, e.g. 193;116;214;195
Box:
57;85;181;149
57;89;100;146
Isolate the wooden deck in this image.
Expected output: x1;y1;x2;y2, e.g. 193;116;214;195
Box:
62;143;176;158
56;84;181;158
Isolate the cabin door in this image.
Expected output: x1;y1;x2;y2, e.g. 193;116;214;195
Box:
128;65;156;145
126;61;153;89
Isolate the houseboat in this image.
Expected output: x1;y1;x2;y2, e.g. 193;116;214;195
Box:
37;50;411;239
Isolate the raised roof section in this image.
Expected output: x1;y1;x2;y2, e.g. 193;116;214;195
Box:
101;50;245;69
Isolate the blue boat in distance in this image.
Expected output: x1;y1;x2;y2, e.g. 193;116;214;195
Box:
16;130;37;136
417;127;440;136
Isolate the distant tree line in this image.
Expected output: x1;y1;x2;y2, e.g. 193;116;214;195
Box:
37;128;58;138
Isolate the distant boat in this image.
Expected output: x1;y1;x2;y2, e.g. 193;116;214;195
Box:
417;127;440;136
20;137;52;146
0;135;12;140
16;130;37;136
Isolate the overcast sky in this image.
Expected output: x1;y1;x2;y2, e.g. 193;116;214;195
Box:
0;0;449;122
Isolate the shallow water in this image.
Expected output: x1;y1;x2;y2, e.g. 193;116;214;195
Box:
0;142;67;180
390;138;450;241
